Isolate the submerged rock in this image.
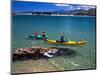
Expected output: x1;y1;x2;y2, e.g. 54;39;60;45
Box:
13;47;76;61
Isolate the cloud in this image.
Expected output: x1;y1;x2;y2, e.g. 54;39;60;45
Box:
75;7;81;10
54;3;70;7
72;5;96;11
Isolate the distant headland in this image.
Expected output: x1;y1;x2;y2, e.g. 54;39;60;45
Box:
12;8;96;16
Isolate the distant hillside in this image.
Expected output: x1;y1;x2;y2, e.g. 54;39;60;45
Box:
68;8;96;16
13;8;96;16
52;10;68;14
51;8;96;16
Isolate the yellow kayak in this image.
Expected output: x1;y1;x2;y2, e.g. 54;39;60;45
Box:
46;39;87;45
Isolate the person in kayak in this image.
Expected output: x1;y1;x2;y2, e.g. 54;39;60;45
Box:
42;32;47;41
42;32;46;37
34;32;38;38
60;32;65;42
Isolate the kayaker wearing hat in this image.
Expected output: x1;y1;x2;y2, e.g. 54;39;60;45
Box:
60;32;65;42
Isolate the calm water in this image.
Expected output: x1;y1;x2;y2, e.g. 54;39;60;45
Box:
12;15;96;72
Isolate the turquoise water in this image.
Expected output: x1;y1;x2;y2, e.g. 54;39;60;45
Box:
12;15;96;72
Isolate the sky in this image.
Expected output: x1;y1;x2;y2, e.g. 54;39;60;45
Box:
12;1;96;13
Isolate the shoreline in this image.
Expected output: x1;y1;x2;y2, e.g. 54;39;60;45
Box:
13;14;96;17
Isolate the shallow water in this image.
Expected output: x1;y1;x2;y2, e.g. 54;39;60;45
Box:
12;15;96;73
